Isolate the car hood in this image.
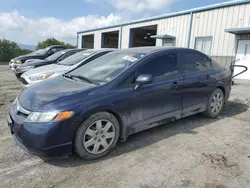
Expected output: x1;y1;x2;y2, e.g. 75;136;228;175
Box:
18;76;99;111
25;59;44;63
15;54;44;61
23;64;71;76
20;59;52;67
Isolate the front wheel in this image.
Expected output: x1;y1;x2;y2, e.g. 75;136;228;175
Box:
74;112;120;160
204;88;224;118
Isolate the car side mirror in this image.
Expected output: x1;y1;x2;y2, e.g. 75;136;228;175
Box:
47;50;54;56
134;74;152;90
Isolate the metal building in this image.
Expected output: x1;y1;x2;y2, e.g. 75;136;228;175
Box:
77;0;250;79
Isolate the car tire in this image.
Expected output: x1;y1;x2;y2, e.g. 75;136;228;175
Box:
74;112;120;160
204;88;224;118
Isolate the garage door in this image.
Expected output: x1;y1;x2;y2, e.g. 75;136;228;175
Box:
234;40;250;80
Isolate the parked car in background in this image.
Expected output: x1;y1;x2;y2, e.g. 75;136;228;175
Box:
14;49;85;78
20;49;114;89
7;47;232;160
9;45;66;70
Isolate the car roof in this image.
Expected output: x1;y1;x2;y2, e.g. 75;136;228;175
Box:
60;48;85;53
84;48;116;53
74;47;206;56
59;49;73;53
112;46;197;54
47;45;66;48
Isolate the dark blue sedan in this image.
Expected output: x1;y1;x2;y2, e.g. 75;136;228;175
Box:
7;47;232;160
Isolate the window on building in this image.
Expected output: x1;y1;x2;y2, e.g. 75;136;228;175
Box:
195;36;212;55
181;52;211;73
137;53;179;80
162;38;176;47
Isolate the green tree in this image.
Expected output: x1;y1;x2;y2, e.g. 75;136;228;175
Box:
19;48;32;55
37;38;75;49
0;39;20;62
65;43;76;49
0;39;32;63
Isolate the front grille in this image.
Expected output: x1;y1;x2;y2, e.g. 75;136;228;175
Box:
17;111;29;118
20;77;28;85
16;100;31;117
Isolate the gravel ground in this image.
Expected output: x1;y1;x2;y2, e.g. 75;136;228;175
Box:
0;65;250;188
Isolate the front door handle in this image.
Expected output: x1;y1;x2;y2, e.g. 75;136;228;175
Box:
171;81;180;89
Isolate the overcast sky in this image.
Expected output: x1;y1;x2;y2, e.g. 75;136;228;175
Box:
0;0;235;45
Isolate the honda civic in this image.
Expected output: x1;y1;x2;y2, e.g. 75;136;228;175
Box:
7;47;232;160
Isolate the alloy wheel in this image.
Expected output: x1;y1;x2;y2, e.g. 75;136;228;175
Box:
210;93;223;115
83;119;115;155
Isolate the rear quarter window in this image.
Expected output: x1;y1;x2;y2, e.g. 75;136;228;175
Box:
211;59;224;69
180;51;212;73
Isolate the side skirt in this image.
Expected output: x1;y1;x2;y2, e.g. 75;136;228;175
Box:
126;110;182;138
122;103;207;141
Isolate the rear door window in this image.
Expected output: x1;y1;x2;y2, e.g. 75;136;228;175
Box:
180;52;211;73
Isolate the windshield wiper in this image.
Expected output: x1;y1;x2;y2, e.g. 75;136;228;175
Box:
63;73;74;80
71;75;100;85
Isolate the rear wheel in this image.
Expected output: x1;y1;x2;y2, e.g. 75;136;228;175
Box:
204;88;224;118
74;112;120;160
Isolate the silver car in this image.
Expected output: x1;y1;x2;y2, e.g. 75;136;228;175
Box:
20;49;113;89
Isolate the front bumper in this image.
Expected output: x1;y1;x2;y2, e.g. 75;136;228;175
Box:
20;81;33;89
12;133;71;157
15;72;23;79
20;73;58;89
7;104;76;157
19;75;40;89
14;69;26;78
9;62;16;71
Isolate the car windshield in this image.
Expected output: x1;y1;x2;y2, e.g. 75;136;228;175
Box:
68;51;145;84
29;48;48;55
45;51;66;61
58;50;96;66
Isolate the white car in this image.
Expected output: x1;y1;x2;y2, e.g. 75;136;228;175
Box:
20;49;113;89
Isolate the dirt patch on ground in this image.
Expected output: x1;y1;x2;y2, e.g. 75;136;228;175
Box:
204;183;226;188
202;153;238;169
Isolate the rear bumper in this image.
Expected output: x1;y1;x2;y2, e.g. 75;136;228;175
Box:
225;90;230;102
224;83;232;102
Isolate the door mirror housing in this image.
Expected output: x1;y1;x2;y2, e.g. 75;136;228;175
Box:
57;58;62;62
135;74;152;89
47;50;54;56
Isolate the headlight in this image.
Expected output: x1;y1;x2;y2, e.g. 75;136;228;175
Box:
15;60;22;64
29;73;54;81
25;111;74;122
